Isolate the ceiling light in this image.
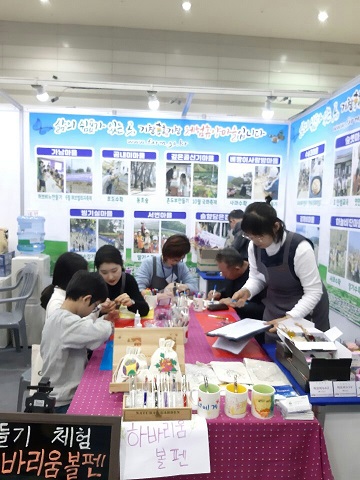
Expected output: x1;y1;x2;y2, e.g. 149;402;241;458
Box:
31;84;50;102
147;91;160;111
262;98;274;120
182;1;191;12
318;11;328;22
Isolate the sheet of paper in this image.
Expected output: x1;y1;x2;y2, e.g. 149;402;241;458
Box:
210;361;252;384
120;416;210;479
243;358;291;386
212;336;250;355
185;363;220;390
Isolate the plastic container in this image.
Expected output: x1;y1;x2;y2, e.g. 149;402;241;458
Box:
134;310;142;328
17;215;45;255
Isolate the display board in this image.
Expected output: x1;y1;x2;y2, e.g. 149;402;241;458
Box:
289;80;360;326
0;413;121;479
25;113;289;269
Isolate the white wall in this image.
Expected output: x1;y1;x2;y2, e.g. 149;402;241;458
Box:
0;107;21;252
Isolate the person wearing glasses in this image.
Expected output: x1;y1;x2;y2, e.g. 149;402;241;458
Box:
224;209;249;259
94;245;149;317
232;201;329;335
135;234;198;296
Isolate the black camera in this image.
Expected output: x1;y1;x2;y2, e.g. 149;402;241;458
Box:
24;376;56;413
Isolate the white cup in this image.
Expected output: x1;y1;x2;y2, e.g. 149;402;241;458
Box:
190;383;220;419
225;383;248;419
193;297;204;312
248;384;275;420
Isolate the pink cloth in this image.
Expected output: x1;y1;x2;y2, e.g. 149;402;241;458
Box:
68;311;334;480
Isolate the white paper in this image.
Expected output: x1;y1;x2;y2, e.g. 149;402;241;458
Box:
185;363;220;390
243;358;291;386
333;381;357;397
212;336;250;354
309;380;334;397
210;361;252;384
120;416;210;479
325;326;343;342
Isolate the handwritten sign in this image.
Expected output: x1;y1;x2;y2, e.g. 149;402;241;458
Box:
0;413;120;479
120;416;210;479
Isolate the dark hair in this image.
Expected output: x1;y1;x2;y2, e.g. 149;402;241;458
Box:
94;245;124;270
66;271;108;304
228;209;244;221
162;234;190;261
241;201;285;242
40;252;88;309
215;247;245;267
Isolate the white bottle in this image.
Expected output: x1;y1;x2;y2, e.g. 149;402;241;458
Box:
134;310;142;328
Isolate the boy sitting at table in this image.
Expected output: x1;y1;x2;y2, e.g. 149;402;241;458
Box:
40;270;113;413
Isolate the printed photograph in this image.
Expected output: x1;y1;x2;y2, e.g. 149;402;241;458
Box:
70;218;96;253
130;161;156;195
37;157;64;193
193;163;218;198
351;143;360;196
296;224;320;263
66;158;93;194
297;160;310;198
160;220;187;248
346;230;360;284
133;220;160;254
309;154;324;198
98;219;124;251
254;165;280;200
333;149;352;197
328;229;348;278
102;159;129;195
227;164;252;199
165;163;192;197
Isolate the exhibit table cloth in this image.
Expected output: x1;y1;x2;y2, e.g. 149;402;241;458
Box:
68;310;334;480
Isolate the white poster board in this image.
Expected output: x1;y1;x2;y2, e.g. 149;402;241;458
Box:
120;416;210;479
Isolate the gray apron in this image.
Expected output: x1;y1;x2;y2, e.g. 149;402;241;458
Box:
150;256;178;292
254;231;329;331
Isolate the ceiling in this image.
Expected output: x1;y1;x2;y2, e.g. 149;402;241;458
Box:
1;0;360;120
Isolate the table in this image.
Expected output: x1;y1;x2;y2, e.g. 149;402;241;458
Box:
68;309;334;480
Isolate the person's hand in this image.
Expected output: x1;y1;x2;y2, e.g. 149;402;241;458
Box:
207;290;221;301
99;298;116;314
231;288;251;307
217;296;232;305
115;293;134;308
266;315;292;333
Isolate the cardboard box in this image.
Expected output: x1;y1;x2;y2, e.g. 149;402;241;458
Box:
196;247;219;272
0;251;15;277
110;327;185;393
276;338;352;392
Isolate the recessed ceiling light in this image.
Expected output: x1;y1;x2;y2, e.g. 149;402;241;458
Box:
40;0;50;4
318;11;328;23
182;1;192;12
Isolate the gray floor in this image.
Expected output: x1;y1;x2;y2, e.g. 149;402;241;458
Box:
0;346;31;412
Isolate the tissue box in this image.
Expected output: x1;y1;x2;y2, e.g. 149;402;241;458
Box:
0;251;15;277
196;247;219;272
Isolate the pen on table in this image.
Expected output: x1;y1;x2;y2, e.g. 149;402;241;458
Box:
208;314;230;320
211;285;217;303
154;376;158;407
182;375;187;407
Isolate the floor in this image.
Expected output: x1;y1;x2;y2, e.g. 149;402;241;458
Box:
0;345;30;412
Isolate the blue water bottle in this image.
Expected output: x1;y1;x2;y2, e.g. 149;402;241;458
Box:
17;214;45;254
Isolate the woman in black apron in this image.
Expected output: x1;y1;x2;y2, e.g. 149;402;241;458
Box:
232;201;329;333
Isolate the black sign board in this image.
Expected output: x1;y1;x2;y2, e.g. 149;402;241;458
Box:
0;413;121;480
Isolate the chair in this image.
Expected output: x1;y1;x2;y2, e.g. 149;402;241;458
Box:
0;262;39;354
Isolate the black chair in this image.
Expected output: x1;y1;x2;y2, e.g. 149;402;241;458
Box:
0;263;39;355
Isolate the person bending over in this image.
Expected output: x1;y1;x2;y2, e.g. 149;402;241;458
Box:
231;201;329;335
40;271;113;413
207;248;265;320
